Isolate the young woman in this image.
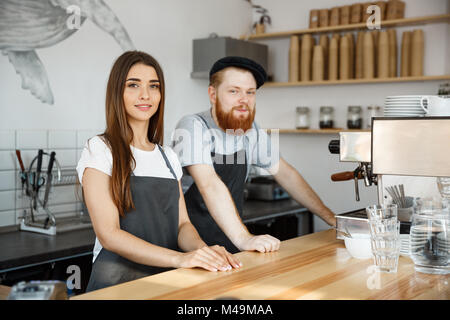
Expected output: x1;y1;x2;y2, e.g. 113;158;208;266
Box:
76;51;241;292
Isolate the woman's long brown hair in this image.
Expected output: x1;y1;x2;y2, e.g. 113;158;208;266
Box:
101;51;165;217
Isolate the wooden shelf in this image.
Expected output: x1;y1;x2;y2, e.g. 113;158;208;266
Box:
267;128;371;134
263;75;450;88
243;14;450;40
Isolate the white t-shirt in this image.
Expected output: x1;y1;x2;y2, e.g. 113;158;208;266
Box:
76;135;183;262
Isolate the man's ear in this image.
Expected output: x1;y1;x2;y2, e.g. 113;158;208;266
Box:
208;86;216;105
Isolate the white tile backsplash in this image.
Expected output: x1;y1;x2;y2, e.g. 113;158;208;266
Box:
0;210;16;227
0;130;86;227
77;130;101;148
16;130;47;150
0;151;16;171
0;190;16;211
49;149;77;168
49;130;77;149
0;130;15;150
0;171;16;191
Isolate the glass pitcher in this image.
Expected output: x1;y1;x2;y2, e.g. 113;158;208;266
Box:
409;198;450;275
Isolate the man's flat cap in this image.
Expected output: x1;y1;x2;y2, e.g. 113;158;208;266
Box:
209;56;267;89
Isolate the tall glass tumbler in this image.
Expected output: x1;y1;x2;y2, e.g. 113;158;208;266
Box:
368;219;401;273
366;204;398;221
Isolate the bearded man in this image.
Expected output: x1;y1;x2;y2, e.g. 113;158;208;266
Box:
172;56;336;255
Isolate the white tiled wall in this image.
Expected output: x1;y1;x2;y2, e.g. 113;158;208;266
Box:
0;129;102;227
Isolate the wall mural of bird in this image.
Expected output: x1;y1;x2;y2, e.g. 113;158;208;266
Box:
0;0;136;105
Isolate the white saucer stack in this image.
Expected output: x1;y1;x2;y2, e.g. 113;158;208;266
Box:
384;95;426;117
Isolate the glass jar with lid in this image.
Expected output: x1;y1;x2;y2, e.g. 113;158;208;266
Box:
347;106;363;129
319;106;334;129
296;106;310;129
367;105;381;128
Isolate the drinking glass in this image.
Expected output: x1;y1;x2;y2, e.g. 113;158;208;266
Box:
366;204;398;221
368;219;401;273
410;199;450;275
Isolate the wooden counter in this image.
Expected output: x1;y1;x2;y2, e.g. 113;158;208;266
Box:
72;230;449;300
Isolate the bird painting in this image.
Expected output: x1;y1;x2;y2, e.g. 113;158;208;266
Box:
0;0;136;105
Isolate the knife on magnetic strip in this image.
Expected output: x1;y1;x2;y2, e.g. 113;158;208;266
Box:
43;151;56;208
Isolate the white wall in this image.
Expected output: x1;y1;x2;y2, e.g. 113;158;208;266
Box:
0;0;448;231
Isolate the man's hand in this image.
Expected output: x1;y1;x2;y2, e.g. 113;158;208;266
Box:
237;234;281;253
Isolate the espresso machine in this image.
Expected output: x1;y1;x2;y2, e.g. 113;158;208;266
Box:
329;117;450;241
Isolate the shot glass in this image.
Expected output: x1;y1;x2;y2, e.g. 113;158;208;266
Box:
368;219;401;273
366;204;398;221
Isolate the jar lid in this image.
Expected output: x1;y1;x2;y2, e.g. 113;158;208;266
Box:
367;105;381;110
296;106;310;112
320;106;334;112
348;106;362;111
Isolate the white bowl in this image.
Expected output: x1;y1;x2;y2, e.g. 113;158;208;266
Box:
344;234;373;259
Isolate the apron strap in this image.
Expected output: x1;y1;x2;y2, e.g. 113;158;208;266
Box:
157;145;177;180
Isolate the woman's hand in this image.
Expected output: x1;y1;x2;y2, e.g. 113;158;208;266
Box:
175;245;242;272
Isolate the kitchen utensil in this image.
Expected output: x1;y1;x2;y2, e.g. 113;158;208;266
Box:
375;1;387;20
15;149;28;195
400;31;411;76
288;35;300;82
319;9;329;28
363;32;374;78
329;7;339;26
388;29;397;77
355;31;364;79
347;33;354;78
301;34;313;81
43;151;56;208
309;9;319;28
319;34;329;79
420;95;450;116
386;0;405;20
312;45;324;81
33;149;44;210
339;35;349;79
361;2;373;23
350;3;362;24
328;34;339;80
377;31;389;78
340;5;350;25
411;29;424;76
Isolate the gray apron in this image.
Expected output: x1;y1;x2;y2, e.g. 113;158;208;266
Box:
86;145;179;292
184;115;247;254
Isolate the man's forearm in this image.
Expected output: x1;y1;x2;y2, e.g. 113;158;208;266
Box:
274;161;336;226
197;179;251;248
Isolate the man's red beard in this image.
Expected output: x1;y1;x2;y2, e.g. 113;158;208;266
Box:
215;97;255;133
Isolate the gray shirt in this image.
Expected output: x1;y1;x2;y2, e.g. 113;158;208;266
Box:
171;109;280;182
